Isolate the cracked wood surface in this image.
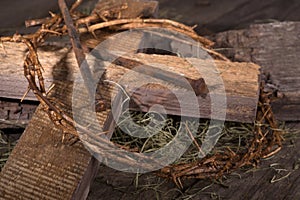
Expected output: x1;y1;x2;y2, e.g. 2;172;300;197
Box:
214;21;300;121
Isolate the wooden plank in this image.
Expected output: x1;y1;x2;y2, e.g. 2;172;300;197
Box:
0;106;92;199
0;37;119;199
113;53;260;122
0;38;260;123
83;28;260;122
214;21;300;121
0;42;72;100
0;75;118;200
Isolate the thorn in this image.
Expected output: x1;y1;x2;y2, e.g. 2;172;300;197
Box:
21;87;31;102
46;83;55;95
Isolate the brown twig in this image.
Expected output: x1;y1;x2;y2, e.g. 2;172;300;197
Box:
25;17;51;27
87;18;214;47
70;0;83;13
185;122;204;155
157;83;283;184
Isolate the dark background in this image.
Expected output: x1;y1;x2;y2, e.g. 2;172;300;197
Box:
1;0;300;35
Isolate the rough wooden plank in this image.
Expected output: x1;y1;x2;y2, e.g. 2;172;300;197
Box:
214;21;300;121
0;77;117;200
113;53;260;122
0;37;260;123
83;28;260;122
0;106;92;199
0;42;73;100
0;37;119;199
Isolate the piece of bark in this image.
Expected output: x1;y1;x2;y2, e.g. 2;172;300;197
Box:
213;21;300;121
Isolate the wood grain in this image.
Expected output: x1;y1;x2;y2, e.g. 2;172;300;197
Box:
214;21;300;121
0;37;260;123
112;54;260;122
0;40;116;199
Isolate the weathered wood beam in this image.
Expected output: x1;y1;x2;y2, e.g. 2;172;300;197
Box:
0;66;120;200
214;21;300;121
0;38;120;199
0;39;260;123
106;53;260;122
